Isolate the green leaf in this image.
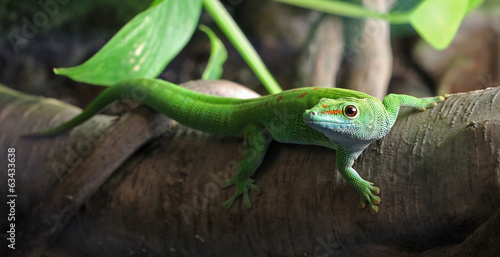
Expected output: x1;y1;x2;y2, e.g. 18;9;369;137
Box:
410;0;468;50
199;25;227;80
55;0;202;86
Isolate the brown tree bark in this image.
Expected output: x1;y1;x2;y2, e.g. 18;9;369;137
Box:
0;82;499;257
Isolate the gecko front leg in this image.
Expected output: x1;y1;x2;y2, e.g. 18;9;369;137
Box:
222;124;272;210
336;146;381;214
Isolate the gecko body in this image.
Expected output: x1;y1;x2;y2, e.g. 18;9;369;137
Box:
31;79;447;213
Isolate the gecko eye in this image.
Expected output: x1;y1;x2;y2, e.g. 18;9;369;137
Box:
344;105;358;119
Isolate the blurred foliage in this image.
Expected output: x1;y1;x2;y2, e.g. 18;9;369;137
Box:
1;0;150;33
480;0;500;12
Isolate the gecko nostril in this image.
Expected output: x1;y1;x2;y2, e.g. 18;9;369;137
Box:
311;111;317;116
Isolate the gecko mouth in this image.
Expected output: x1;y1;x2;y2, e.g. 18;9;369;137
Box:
303;119;353;130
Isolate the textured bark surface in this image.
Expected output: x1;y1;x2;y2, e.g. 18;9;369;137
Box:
0;82;499;257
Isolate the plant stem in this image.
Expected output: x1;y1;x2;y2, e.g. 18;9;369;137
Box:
202;0;282;94
274;0;411;23
384;12;412;24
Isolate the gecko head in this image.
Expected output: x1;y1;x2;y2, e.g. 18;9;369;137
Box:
303;98;386;147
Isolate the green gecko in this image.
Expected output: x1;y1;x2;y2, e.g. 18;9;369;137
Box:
29;78;447;213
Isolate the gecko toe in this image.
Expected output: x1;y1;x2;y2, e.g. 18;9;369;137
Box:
222;178;235;188
357;181;381;213
370;205;379;214
222;178;259;210
243;193;252;210
222;194;239;210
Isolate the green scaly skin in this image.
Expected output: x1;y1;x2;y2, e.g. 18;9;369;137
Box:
28;78;448;213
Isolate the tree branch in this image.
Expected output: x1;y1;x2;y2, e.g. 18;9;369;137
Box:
1;83;499;256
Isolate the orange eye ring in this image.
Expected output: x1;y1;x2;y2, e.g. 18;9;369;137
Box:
344;105;358;118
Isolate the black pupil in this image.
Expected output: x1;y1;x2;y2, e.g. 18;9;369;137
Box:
346;106;357;116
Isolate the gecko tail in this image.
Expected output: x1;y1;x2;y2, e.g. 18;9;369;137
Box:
22;83;124;138
22;110;101;138
22;78;243;138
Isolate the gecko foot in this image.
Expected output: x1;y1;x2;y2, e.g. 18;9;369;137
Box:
222;178;260;210
419;94;450;110
356;181;381;214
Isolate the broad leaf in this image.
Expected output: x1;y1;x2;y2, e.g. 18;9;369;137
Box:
410;0;468;50
55;0;202;86
199;25;227;80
